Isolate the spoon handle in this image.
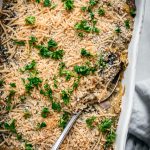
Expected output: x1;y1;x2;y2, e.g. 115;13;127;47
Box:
51;110;82;150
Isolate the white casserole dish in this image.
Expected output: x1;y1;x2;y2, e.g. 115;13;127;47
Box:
0;0;146;149
116;0;146;149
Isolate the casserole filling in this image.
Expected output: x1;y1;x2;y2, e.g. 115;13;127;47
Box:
0;0;135;149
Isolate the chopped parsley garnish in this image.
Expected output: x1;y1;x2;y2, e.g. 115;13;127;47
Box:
36;0;40;3
75;20;91;33
44;84;53;100
4;119;17;133
38;46;64;60
81;48;92;57
124;20;130;29
59;111;70;129
25;60;36;71
81;6;87;12
72;76;80;90
105;130;116;148
50;3;57;9
23;109;32;119
25;143;33;150
5;90;16;111
74;65;92;76
44;0;51;7
58;62;74;81
115;26;121;33
16;133;22;141
48;39;58;49
59;62;66;76
92;20;100;33
86;116;96;129
78;32;84;38
37;122;47;129
61;90;70;105
98;118;112;133
62;0;74;10
89;0;98;7
13;40;25;46
92;26;100;33
20;95;26;102
25;77;42;92
39;46;51;58
29;36;37;46
10;83;16;88
62;70;75;81
52;101;61;112
50;49;64;60
98;8;105;16
89;10;95;20
25;16;36;25
130;8;136;17
53;76;58;88
0;79;5;87
41;107;50;118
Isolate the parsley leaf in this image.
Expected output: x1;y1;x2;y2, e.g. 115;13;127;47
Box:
130;8;136;17
81;6;87;11
59;111;70;129
59;62;66;76
38;46;64;60
4;119;17;133
98;118;112;133
25;60;36;71
74;65;91;76
53;76;58;88
124;20;130;29
61;90;70;105
39;46;51;58
44;0;51;7
72;76;80;90
10;83;16;88
62;0;74;10
0;79;5;87
25;143;33;150
36;0;40;3
29;36;37;46
81;48;92;57
115;26;121;33
41;107;50;118
89;0;98;7
98;8;105;16
52;101;61;112
25;77;42;92
37;122;47;129
13;40;25;46
78;32;84;38
25;16;36;25
50;49;64;60
75;20;91;33
86;116;96;129
48;39;58;49
20;95;26;103
105;130;116;148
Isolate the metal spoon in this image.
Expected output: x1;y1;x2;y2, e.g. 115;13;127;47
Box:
52;67;121;150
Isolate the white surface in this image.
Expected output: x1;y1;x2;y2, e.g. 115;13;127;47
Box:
115;0;146;150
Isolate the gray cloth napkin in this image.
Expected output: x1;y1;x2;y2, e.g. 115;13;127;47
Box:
126;80;150;150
